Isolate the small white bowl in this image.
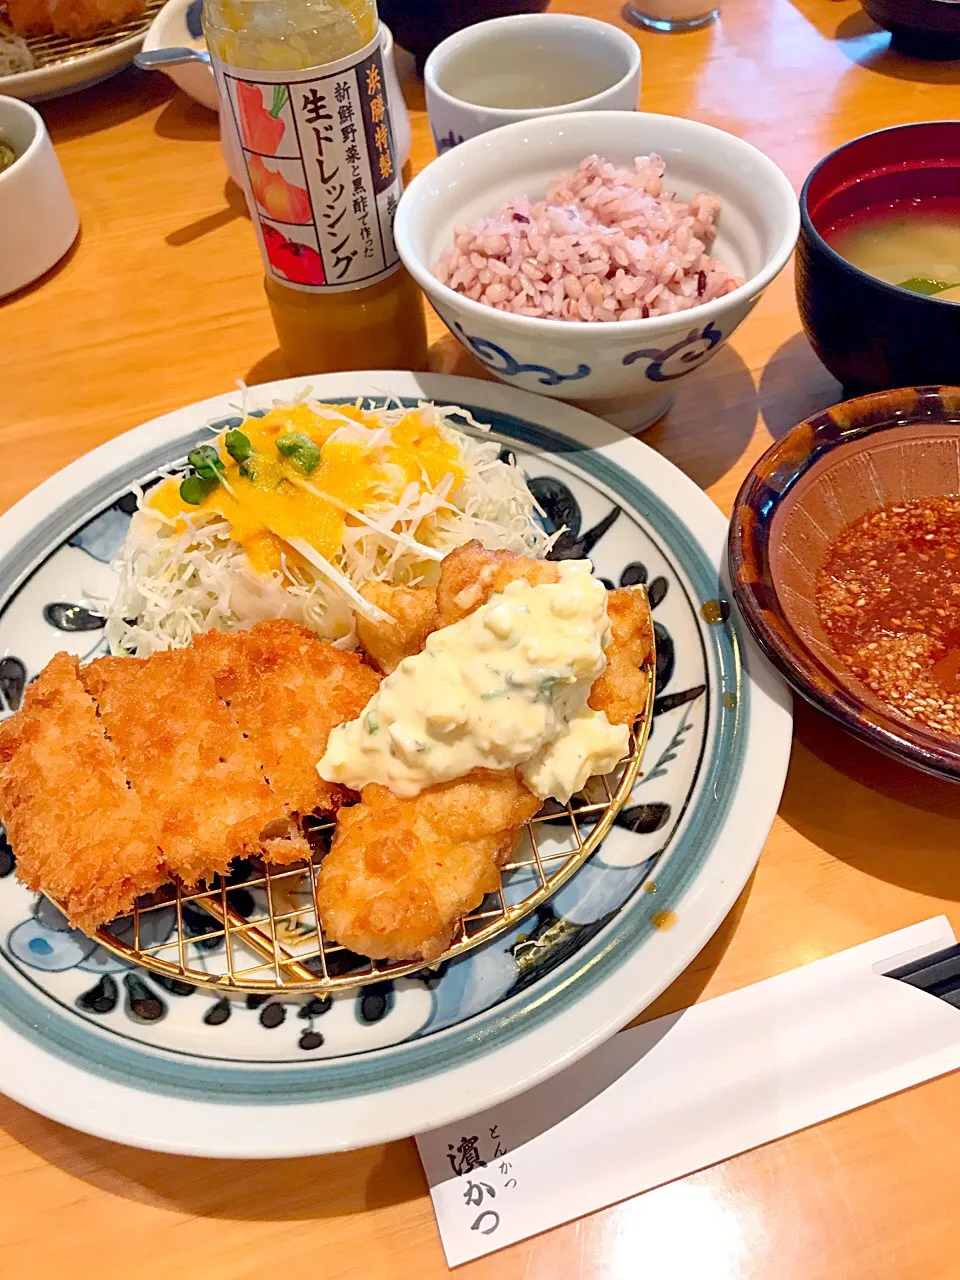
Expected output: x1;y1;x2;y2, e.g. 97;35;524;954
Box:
0;96;79;298
424;13;641;154
141;0;411;168
395;110;799;430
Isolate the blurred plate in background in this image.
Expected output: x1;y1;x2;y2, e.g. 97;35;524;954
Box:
0;0;162;101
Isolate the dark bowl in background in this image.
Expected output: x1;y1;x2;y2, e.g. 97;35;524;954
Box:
378;0;551;73
861;0;960;58
796;121;960;397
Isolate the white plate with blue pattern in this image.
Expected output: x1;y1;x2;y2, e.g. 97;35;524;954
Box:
0;372;791;1156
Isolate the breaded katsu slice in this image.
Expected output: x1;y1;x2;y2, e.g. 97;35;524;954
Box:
6;0;146;39
355;583;440;675
316;769;541;962
192;621;380;861
82;647;280;888
0;653;163;933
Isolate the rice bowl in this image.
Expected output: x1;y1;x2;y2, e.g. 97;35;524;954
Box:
395;110;800;429
433;153;742;322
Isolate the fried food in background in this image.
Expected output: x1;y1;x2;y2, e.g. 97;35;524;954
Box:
4;0;146;38
316;770;541;962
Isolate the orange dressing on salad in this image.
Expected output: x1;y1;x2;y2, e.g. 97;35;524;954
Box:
147;405;465;576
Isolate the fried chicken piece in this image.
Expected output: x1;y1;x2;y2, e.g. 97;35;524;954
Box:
192;621;380;862
437;544;653;724
5;0;146;37
435;541;563;625
355;583;439;674
327;549;653;963
83;648;279;888
589;587;654;726
0;653;163;933
351;542;559;671
316;769;541;961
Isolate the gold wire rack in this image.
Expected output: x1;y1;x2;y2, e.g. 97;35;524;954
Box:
5;0;163;71
84;593;656;995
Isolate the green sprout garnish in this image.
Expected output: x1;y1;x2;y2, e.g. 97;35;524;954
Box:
276;432;321;475
179;444;226;505
224;429;254;463
187;445;225;479
365;712;379;734
180;474;216;505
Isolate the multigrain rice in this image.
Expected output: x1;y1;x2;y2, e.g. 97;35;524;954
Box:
433;154;742;322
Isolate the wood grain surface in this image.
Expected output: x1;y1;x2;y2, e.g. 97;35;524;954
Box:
5;3;960;1277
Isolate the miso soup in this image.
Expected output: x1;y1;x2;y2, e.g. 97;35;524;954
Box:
826;198;960;301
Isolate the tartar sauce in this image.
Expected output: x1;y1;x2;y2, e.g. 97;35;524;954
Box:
318;561;629;803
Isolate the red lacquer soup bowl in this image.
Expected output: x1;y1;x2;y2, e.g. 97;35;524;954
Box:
797;122;960;396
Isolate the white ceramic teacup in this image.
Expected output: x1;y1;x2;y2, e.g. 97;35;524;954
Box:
424;13;641;155
0;97;79;299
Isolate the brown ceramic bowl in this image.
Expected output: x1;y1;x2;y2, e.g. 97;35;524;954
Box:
728;385;960;780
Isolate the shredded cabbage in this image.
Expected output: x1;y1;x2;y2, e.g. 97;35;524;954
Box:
104;399;554;656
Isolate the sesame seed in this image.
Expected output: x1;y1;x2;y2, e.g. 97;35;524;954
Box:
817;495;960;739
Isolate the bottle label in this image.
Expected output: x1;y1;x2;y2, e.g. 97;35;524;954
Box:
212;31;402;292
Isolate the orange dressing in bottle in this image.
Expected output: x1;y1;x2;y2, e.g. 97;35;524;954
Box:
204;0;428;374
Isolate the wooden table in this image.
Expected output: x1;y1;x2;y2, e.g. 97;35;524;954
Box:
5;2;960;1276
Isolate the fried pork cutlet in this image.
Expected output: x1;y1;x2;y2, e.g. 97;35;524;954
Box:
0;654;163;933
316;770;541;962
5;0;146;38
83;648;280;888
192;621;380;861
355;583;439;675
0;621;382;933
